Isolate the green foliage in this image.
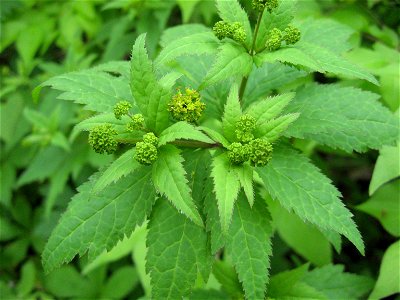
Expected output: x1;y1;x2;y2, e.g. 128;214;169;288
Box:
158;121;214;146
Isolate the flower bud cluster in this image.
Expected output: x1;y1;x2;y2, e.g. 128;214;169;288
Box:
134;133;159;165
235;114;256;143
88;124;118;154
168;88;206;123
283;25;301;45
266;28;283;51
113;101;132;120
127;114;145;132
252;0;279;13
213;21;246;43
248;138;273;167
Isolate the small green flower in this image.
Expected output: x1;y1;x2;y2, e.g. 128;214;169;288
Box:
248;138;273;167
213;21;231;40
228;142;250;165
266;28;282;51
127;114;145;132
143;132;158;146
252;0;279;12
235;115;256;143
113;101;132;120
231;22;247;43
236;130;254;143
168;88;206;123
135;142;158;165
88;124;118;154
213;21;246;43
284;25;301;45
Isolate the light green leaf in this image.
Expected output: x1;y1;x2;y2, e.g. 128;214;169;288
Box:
177;0;201;23
222;84;242;142
256;113;299;142
303;264;374;300
160;24;210;47
93;148;140;193
357;180;399;237
152;145;203;227
257;144;364;254
285;84;399;152
16;260;36;297
42;168;156;273
211;153;241;233
234;164;254;207
159;72;182;90
369;241;400;299
216;0;252;48
198;125;230;148
101;266;139;299
201;42;253;89
147;200;210;299
130;34;171;134
369;143;400;195
156;32;219;66
226;193;272;299
158;121;214;147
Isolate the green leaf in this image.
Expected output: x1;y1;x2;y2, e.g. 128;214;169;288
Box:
101;266;139;299
39;70;131;113
93;148;140;193
201;42;253;89
158;121;214;147
156;32;219;66
226;193;273;299
285;84;399;152
160;24;211;47
369;143;400;195
357;180;399;237
257;144;364;254
369;241;400;299
216;0;252;48
256;113;299;142
147;200;211;299
222;84;242;142
16;260;36;297
303;264;374;300
212;261;243;298
152;145;203;227
199;125;230;148
130;34;171;134
211;153;241;233
177;0;202;23
42;168;156;273
234;164;254;207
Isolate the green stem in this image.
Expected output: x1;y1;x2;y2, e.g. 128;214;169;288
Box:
116;138;220;149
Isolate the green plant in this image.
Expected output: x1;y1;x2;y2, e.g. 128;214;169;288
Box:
33;0;398;298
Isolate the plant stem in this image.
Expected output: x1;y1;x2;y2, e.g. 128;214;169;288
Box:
116;137;220;149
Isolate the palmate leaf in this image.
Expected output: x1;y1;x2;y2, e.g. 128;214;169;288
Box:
146;199;211;299
284;84;399;152
257;144;365;254
130;34;171;134
222;83;242;142
152;145;203;227
226;193;273;300
42;168;156;273
158;121;214;147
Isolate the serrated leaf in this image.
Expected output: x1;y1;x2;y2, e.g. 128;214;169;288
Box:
130;34;171;134
234;164;254;207
158;121;214;147
42;168;156;273
216;0;252;48
211;153;241;233
212;261;243;298
256;113;299;142
257;144;365;254
147;200;211;299
39;70;131;113
159;72;182;90
160;24;211;47
198;125;230;148
226;193;273;299
156;32;219;66
222;84;242;142
201;42;253;89
284;84;399;152
152;145;203;227
93;148;140;193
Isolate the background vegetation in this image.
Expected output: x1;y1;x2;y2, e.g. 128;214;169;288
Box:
0;0;398;299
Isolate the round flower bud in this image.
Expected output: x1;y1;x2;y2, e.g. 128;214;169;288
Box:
249;138;273;167
127;114;145;132
284;25;301;45
228;142;250;165
143;132;158;146
113;101;132;120
231;22;247;43
135;142;158;165
266;28;282;51
236;115;256;132
213;21;230;40
236;130;254;143
252;0;279;12
168;88;206;123
88;124;118;154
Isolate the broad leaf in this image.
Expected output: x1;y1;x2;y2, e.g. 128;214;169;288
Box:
226;193;273;299
222;84;242;142
152;145;203;227
147;200;211;299
160;24;210;47
285;84;399;152
42;168;156;273
158;121;214;147
257;144;364;254
211;153;241;233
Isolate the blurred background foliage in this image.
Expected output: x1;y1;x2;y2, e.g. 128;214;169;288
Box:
0;0;398;299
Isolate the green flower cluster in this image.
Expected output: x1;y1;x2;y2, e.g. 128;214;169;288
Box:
228;142;250;165
113;101;132;120
127;114;145;132
266;28;283;51
134;133;158;165
168;88;206;123
88;124;118;154
283;25;301;45
213;21;246;43
252;0;279;12
248;138;273;167
236;114;256;143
